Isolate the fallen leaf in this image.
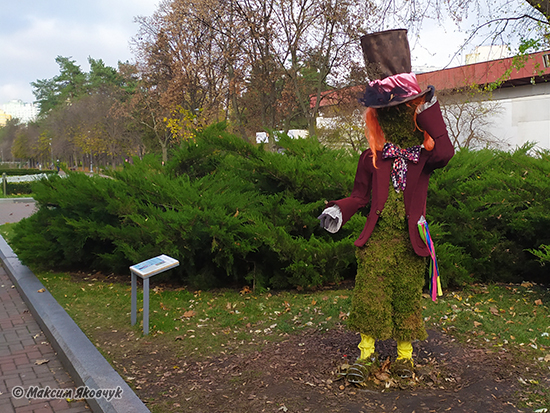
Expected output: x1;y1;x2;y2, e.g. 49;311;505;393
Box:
380;357;391;373
474;321;482;327
37;288;46;293
35;359;49;365
544;354;550;362
489;307;499;316
535;299;543;306
374;371;391;381
182;310;196;318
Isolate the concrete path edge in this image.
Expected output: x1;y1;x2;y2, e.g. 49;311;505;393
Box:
0;236;150;413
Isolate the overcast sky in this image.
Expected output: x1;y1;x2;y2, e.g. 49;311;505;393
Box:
0;0;159;104
0;1;471;106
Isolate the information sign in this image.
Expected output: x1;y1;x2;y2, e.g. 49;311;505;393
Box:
130;254;179;335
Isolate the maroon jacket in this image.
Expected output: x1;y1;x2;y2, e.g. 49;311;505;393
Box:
327;101;454;257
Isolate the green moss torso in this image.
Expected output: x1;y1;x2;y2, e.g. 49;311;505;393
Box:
377;104;425;148
347;103;428;342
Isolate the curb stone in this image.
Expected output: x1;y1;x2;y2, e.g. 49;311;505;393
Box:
0;236;150;413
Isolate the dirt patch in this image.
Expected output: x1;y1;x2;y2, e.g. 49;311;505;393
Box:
99;326;537;412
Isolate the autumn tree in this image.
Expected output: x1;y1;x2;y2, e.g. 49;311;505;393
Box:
439;90;507;150
0;119;21;163
273;0;374;136
132;0;380;144
374;0;549;54
29;57;143;170
131;0;229;158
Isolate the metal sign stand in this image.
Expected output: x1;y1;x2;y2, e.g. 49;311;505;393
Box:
130;254;179;335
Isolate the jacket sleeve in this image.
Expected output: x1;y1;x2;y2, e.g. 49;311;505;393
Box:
417;100;455;171
326;149;372;226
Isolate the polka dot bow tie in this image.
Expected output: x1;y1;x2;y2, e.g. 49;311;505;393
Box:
381;142;421;193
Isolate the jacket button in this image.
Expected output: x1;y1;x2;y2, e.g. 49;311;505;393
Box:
376;210;381;215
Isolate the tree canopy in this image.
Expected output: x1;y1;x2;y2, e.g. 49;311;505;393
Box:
2;0;549;171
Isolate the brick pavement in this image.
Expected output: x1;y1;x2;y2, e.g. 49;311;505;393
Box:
0;266;89;413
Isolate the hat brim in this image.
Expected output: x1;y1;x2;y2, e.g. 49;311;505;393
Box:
363;87;431;109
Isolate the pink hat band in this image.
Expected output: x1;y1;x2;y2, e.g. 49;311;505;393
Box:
360;72;426;108
369;73;421;97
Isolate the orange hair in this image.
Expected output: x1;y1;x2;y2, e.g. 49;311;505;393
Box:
364;98;434;168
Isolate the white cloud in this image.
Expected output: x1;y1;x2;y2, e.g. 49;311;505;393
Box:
0;1;160;104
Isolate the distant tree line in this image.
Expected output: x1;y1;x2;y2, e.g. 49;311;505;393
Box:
1;0;548;170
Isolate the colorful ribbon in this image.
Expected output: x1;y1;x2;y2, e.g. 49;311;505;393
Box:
381;143;421;193
418;216;442;302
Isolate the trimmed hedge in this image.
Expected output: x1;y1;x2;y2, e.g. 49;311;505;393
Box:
11;124;363;289
0;170;56;195
428;144;550;285
9;124;550;289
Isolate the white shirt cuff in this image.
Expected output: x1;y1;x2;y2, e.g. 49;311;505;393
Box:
323;205;343;233
416;95;437;114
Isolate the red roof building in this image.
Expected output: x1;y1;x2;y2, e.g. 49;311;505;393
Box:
417;50;550;91
314;49;550;150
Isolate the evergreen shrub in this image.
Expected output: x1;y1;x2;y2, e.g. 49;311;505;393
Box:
10;125;550;290
11;124;363;289
428;144;550;285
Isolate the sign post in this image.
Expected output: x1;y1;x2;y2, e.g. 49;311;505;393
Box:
130;254;179;335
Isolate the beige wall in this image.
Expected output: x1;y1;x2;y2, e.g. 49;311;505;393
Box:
488;82;550;150
0;109;12;127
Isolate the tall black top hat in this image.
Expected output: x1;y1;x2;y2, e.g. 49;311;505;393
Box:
359;29;431;108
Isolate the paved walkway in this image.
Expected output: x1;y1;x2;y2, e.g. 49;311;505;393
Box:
0;198;89;412
0;198;36;225
0;266;90;412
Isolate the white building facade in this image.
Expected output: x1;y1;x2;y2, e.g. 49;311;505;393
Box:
1;99;38;124
417;49;550;151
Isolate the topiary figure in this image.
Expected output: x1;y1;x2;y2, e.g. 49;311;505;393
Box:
318;29;454;382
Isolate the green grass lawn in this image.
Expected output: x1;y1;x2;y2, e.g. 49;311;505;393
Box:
33;270;550;411
37;270;354;358
423;283;550;356
2;221;550;410
34;267;550;364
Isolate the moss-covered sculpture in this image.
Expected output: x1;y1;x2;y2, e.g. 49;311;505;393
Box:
318;29;454;382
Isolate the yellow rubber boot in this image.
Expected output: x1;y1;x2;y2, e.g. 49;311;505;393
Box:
358;334;376;360
396;340;413;362
394;340;414;378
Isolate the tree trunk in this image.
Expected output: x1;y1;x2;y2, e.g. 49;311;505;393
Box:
161;142;168;165
526;0;550;21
